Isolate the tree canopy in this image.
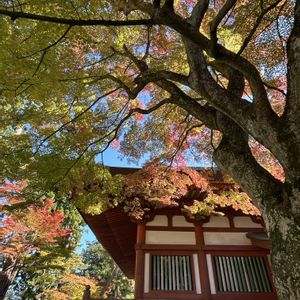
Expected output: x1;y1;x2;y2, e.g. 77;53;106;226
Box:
1;1;300;299
6;242;134;300
0;182;76;299
82;241;134;299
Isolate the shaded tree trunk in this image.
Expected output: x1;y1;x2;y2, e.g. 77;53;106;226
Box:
266;207;300;300
214;138;300;300
0;272;10;300
0;271;18;300
0;259;20;300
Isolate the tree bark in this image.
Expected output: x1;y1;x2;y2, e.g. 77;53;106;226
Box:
213;137;300;300
0;260;20;300
0;272;10;300
0;270;18;300
266;206;300;300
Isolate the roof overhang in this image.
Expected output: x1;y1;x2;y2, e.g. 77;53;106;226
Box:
82;206;137;278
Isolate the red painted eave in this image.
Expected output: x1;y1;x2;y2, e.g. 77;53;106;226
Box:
81;206;137;278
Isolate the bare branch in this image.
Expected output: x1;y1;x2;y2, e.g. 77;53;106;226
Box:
153;79;218;130
122;44;148;71
34;88;119;154
135;70;189;86
110;44;218;130
31;25;72;76
153;8;274;117
80;52;115;70
264;82;287;96
142;25;152;60
183;38;252;124
90;97;173;154
67;0;82;20
59;73;143;99
238;0;282;55
170;124;204;166
153;0;161;9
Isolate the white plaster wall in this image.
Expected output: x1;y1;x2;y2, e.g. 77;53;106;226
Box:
202;216;230;228
193;254;202;294
144;253;150;293
233;216;263;228
204;232;252;245
147;215;168;226
206;254;216;294
172;215;194;227
145;230;196;244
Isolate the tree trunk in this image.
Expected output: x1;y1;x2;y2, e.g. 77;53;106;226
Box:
0;272;11;300
266;206;300;300
0;260;20;300
0;270;18;300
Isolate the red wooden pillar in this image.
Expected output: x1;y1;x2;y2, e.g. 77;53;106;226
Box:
195;223;211;299
134;222;145;299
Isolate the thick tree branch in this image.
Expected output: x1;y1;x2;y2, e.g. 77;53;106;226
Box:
210;0;237;56
153;8;276;119
183;38;252;126
112;38;218;129
122;45;148;71
135;70;189;86
0;2;278;121
213;115;284;212
118;44;223;130
153;79;219;130
208;61;245;98
0;3;277;120
182;39;288;171
277;0;300;179
163;0;174;12
142;25;152;60
263;81;287;97
188;0;209;27
153;0;161;9
0;9;153;26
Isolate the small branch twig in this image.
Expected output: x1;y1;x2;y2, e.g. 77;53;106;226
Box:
238;0;282;55
34;88;119;154
32;25;72;76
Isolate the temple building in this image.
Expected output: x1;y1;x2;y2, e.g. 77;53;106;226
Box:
82;167;278;300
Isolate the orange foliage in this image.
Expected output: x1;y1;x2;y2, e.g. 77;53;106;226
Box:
122;164;260;219
0;182;71;261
